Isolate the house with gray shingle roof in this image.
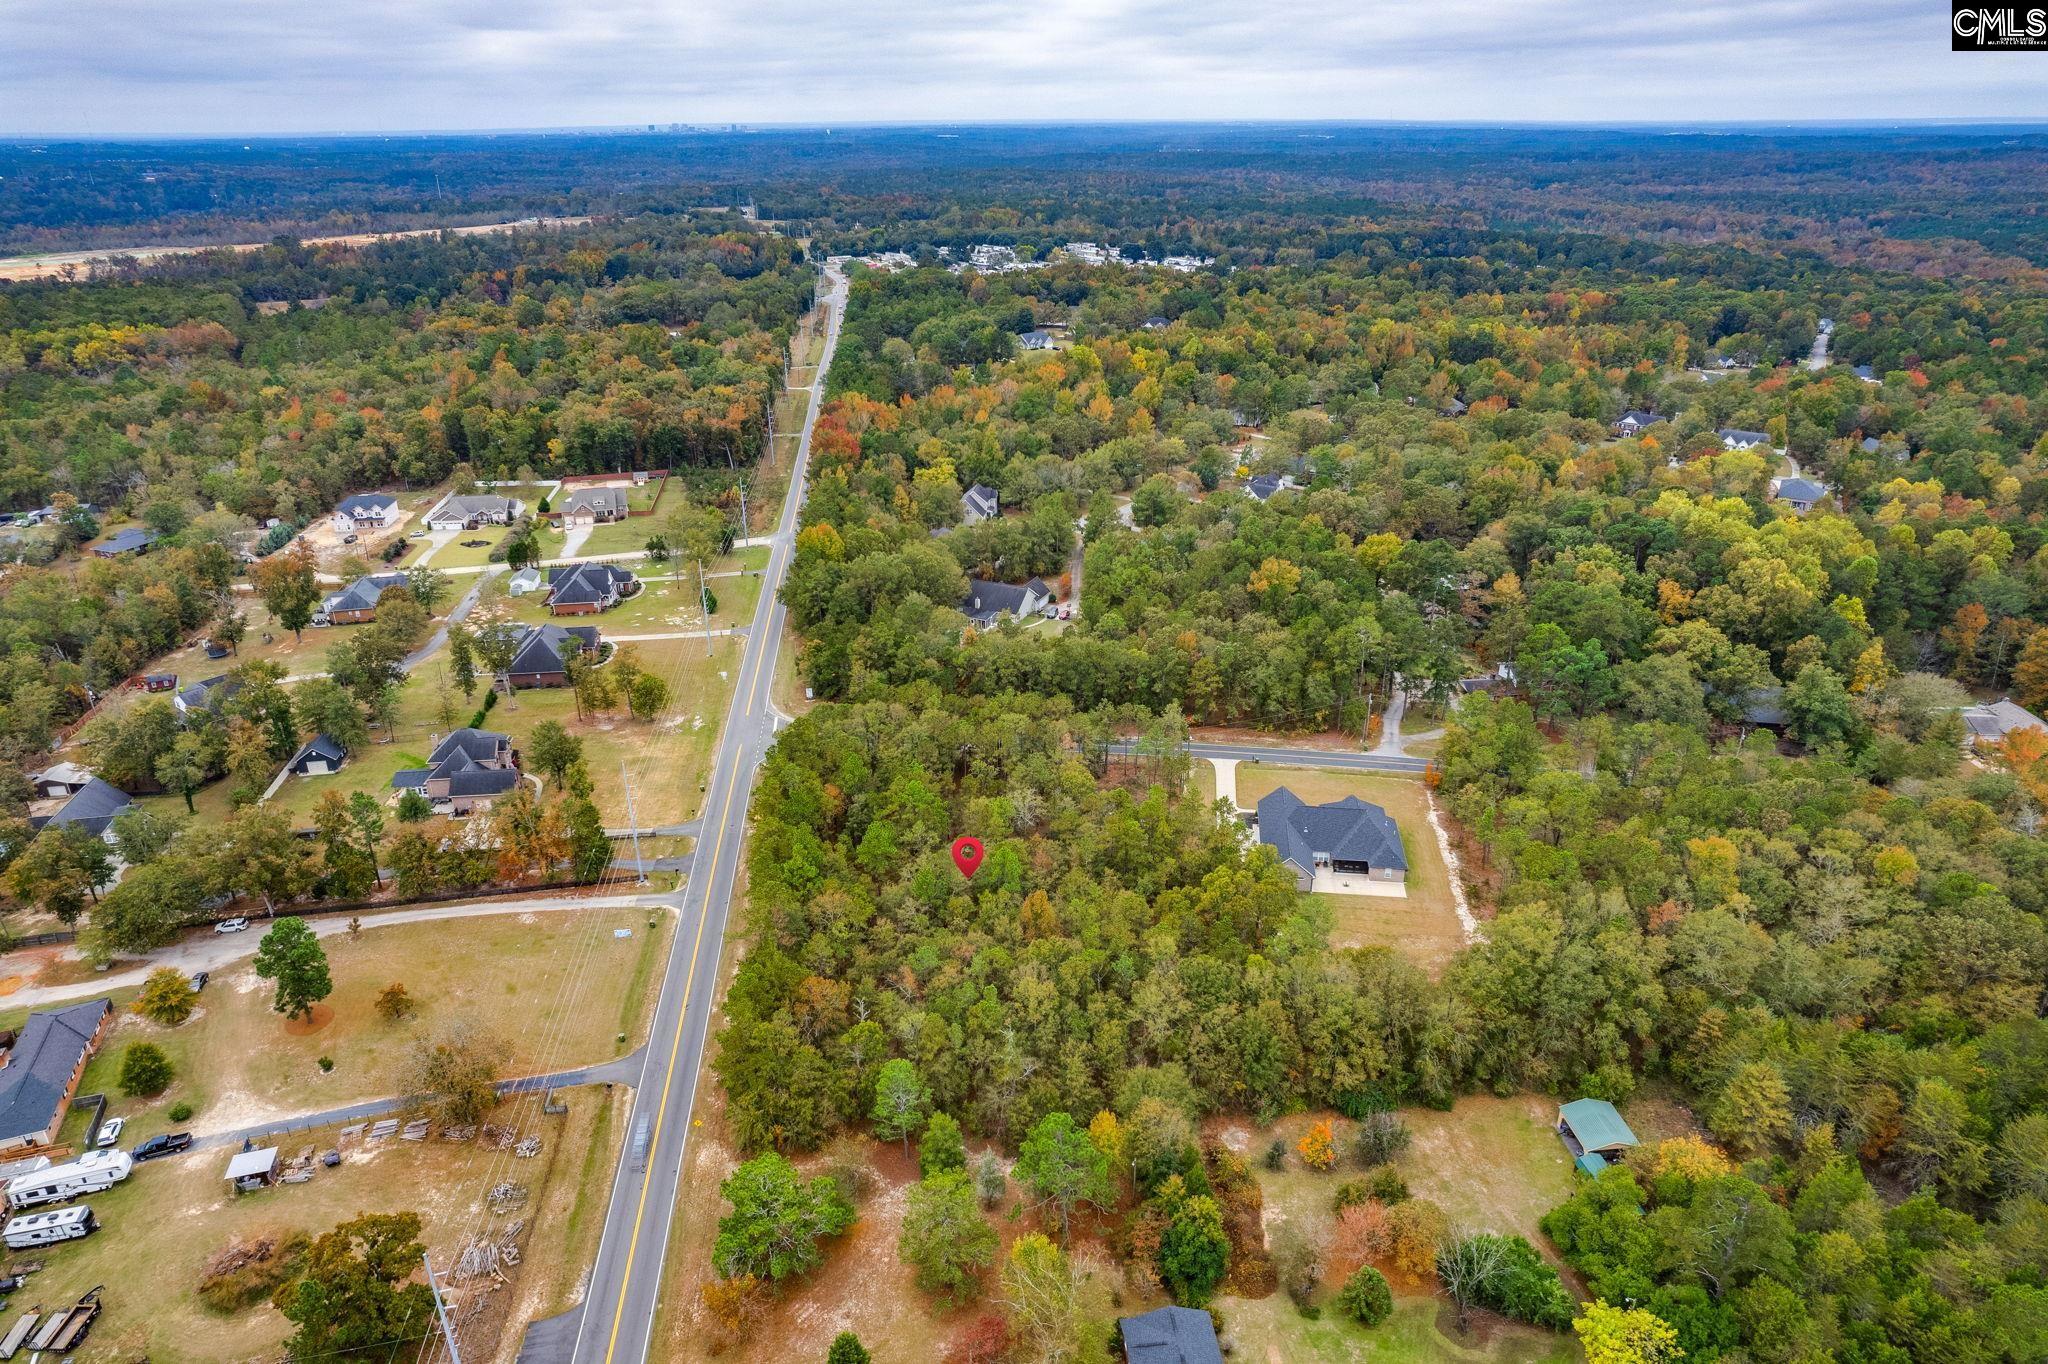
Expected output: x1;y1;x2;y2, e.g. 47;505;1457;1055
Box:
391;728;521;815
559;486;629;525
1718;427;1773;450
425;492;523;531
961;578;1051;627
331;493;400;532
92;528;157;558
1770;476;1828;513
1613;409;1664;436
319;572;411;625
505;623;602;687
545;563;637;616
1960;698;2047;751
1118;1306;1223;1364
174;673;244;720
961;484;1000;525
26;777;132;844
1255;787;1407;893
0;999;111;1151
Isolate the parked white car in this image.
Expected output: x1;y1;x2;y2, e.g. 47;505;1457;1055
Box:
94;1117;124;1149
214;917;250;934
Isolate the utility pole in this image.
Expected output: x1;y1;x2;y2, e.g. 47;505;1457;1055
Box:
697;559;711;659
422;1252;462;1364
736;480;748;544
619;759;648;886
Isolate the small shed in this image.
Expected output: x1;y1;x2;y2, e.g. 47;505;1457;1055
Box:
142;674;177;693
225;1146;279;1192
1557;1099;1638;1162
506;567;544;597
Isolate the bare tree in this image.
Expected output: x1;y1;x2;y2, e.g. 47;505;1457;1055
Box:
1434;1227;1509;1333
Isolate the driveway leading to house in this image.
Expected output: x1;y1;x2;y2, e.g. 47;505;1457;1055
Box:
559;521;595;559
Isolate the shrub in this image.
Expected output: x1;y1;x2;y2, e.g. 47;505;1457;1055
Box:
1297;1119;1336;1172
1353;1111;1412;1167
134;966;198;1025
1330;1201;1393;1264
1264;1139;1287;1172
168;1100;195;1122
1363;1164;1409;1204
375;983;417;1022
1385;1198;1449;1278
1338;1266;1394;1327
945;1312;1012;1364
317;1055;335;1073
197;1231;311;1312
1268;1222;1327;1311
972;1150;1006;1208
119;1041;174;1097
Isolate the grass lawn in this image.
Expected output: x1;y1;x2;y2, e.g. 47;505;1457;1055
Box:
148;601;330;680
1211;1098;1581;1364
9;1087;626;1364
17;906;668;1148
424;528;511;569
1232;766;1465;975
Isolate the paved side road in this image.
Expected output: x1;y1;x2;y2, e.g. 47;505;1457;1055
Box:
1;892;668;1011
1106;737;1433;775
192;1046;649;1152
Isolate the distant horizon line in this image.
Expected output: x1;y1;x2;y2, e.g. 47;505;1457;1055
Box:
6;116;2048;144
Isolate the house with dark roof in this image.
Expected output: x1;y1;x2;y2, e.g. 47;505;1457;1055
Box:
319;572;411;625
1771;476;1827;513
1613;409;1664;436
1245;473;1293;502
1718;427;1773;450
331;493;400;533
1732;685;1788;732
961;484;1000;525
1255;787;1408;893
390;728;520;815
425;493;523;531
1438;396;1469;417
961;578;1052;627
1118;1306;1223;1364
1854;364;1880;384
27;763;92;801
0;999;111;1151
26;777;132;844
1557;1098;1639;1175
505;623;602;687
545;563;638;616
1017;329;1055;351
287;734;348;777
92;528;157;558
559;486;629;525
174;673;244;720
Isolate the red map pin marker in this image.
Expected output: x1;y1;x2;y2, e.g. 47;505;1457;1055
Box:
950;836;985;879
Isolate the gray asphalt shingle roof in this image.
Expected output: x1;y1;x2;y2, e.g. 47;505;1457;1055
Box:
1256;787;1407;875
0;999;109;1143
1119;1306;1224;1364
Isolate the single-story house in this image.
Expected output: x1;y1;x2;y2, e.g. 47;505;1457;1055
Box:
545;563;638;616
331;493;401;532
1557;1098;1639;1175
1718;427;1772;451
1734;685;1789;732
1245;474;1293;502
391;728;521;815
1255;787;1408;893
1854;364;1879;384
558;487;629;525
225;1146;279;1192
287;734;347;777
1770;476;1827;513
27;778;132;844
1961;698;2048;751
0;1000;112;1152
319;572;411;625
962;578;1052;627
1439;397;1469;417
1141;316;1171;330
1118;1306;1223;1364
1613;409;1664;436
505;624;602;688
92;528;157;558
425;493;523;531
506;567;544;597
1017;329;1055;351
961;484;1000;525
175;673;244;720
28;762;92;802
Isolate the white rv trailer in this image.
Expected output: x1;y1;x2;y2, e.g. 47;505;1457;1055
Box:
2;1204;97;1249
3;1149;132;1210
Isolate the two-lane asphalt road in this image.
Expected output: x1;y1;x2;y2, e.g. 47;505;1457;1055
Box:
1107;737;1434;775
563;261;848;1364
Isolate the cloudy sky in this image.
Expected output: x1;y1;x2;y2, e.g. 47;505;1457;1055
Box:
3;0;2043;136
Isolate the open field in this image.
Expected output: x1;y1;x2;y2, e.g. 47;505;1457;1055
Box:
5;907;669;1146
0;1086;623;1364
424;528;512;569
1231;766;1465;974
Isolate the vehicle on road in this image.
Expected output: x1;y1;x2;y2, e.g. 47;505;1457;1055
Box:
92;1118;122;1149
214;917;249;934
130;1133;192;1162
189;970;209;992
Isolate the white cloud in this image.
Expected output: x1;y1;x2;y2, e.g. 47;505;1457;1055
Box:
0;0;2040;135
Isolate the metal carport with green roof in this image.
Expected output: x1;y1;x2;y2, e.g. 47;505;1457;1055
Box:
1557;1098;1639;1170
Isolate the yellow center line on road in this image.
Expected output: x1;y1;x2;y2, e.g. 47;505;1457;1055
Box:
599;584;777;1363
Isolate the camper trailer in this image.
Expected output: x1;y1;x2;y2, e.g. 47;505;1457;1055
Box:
3;1205;97;1249
3;1149;132;1210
